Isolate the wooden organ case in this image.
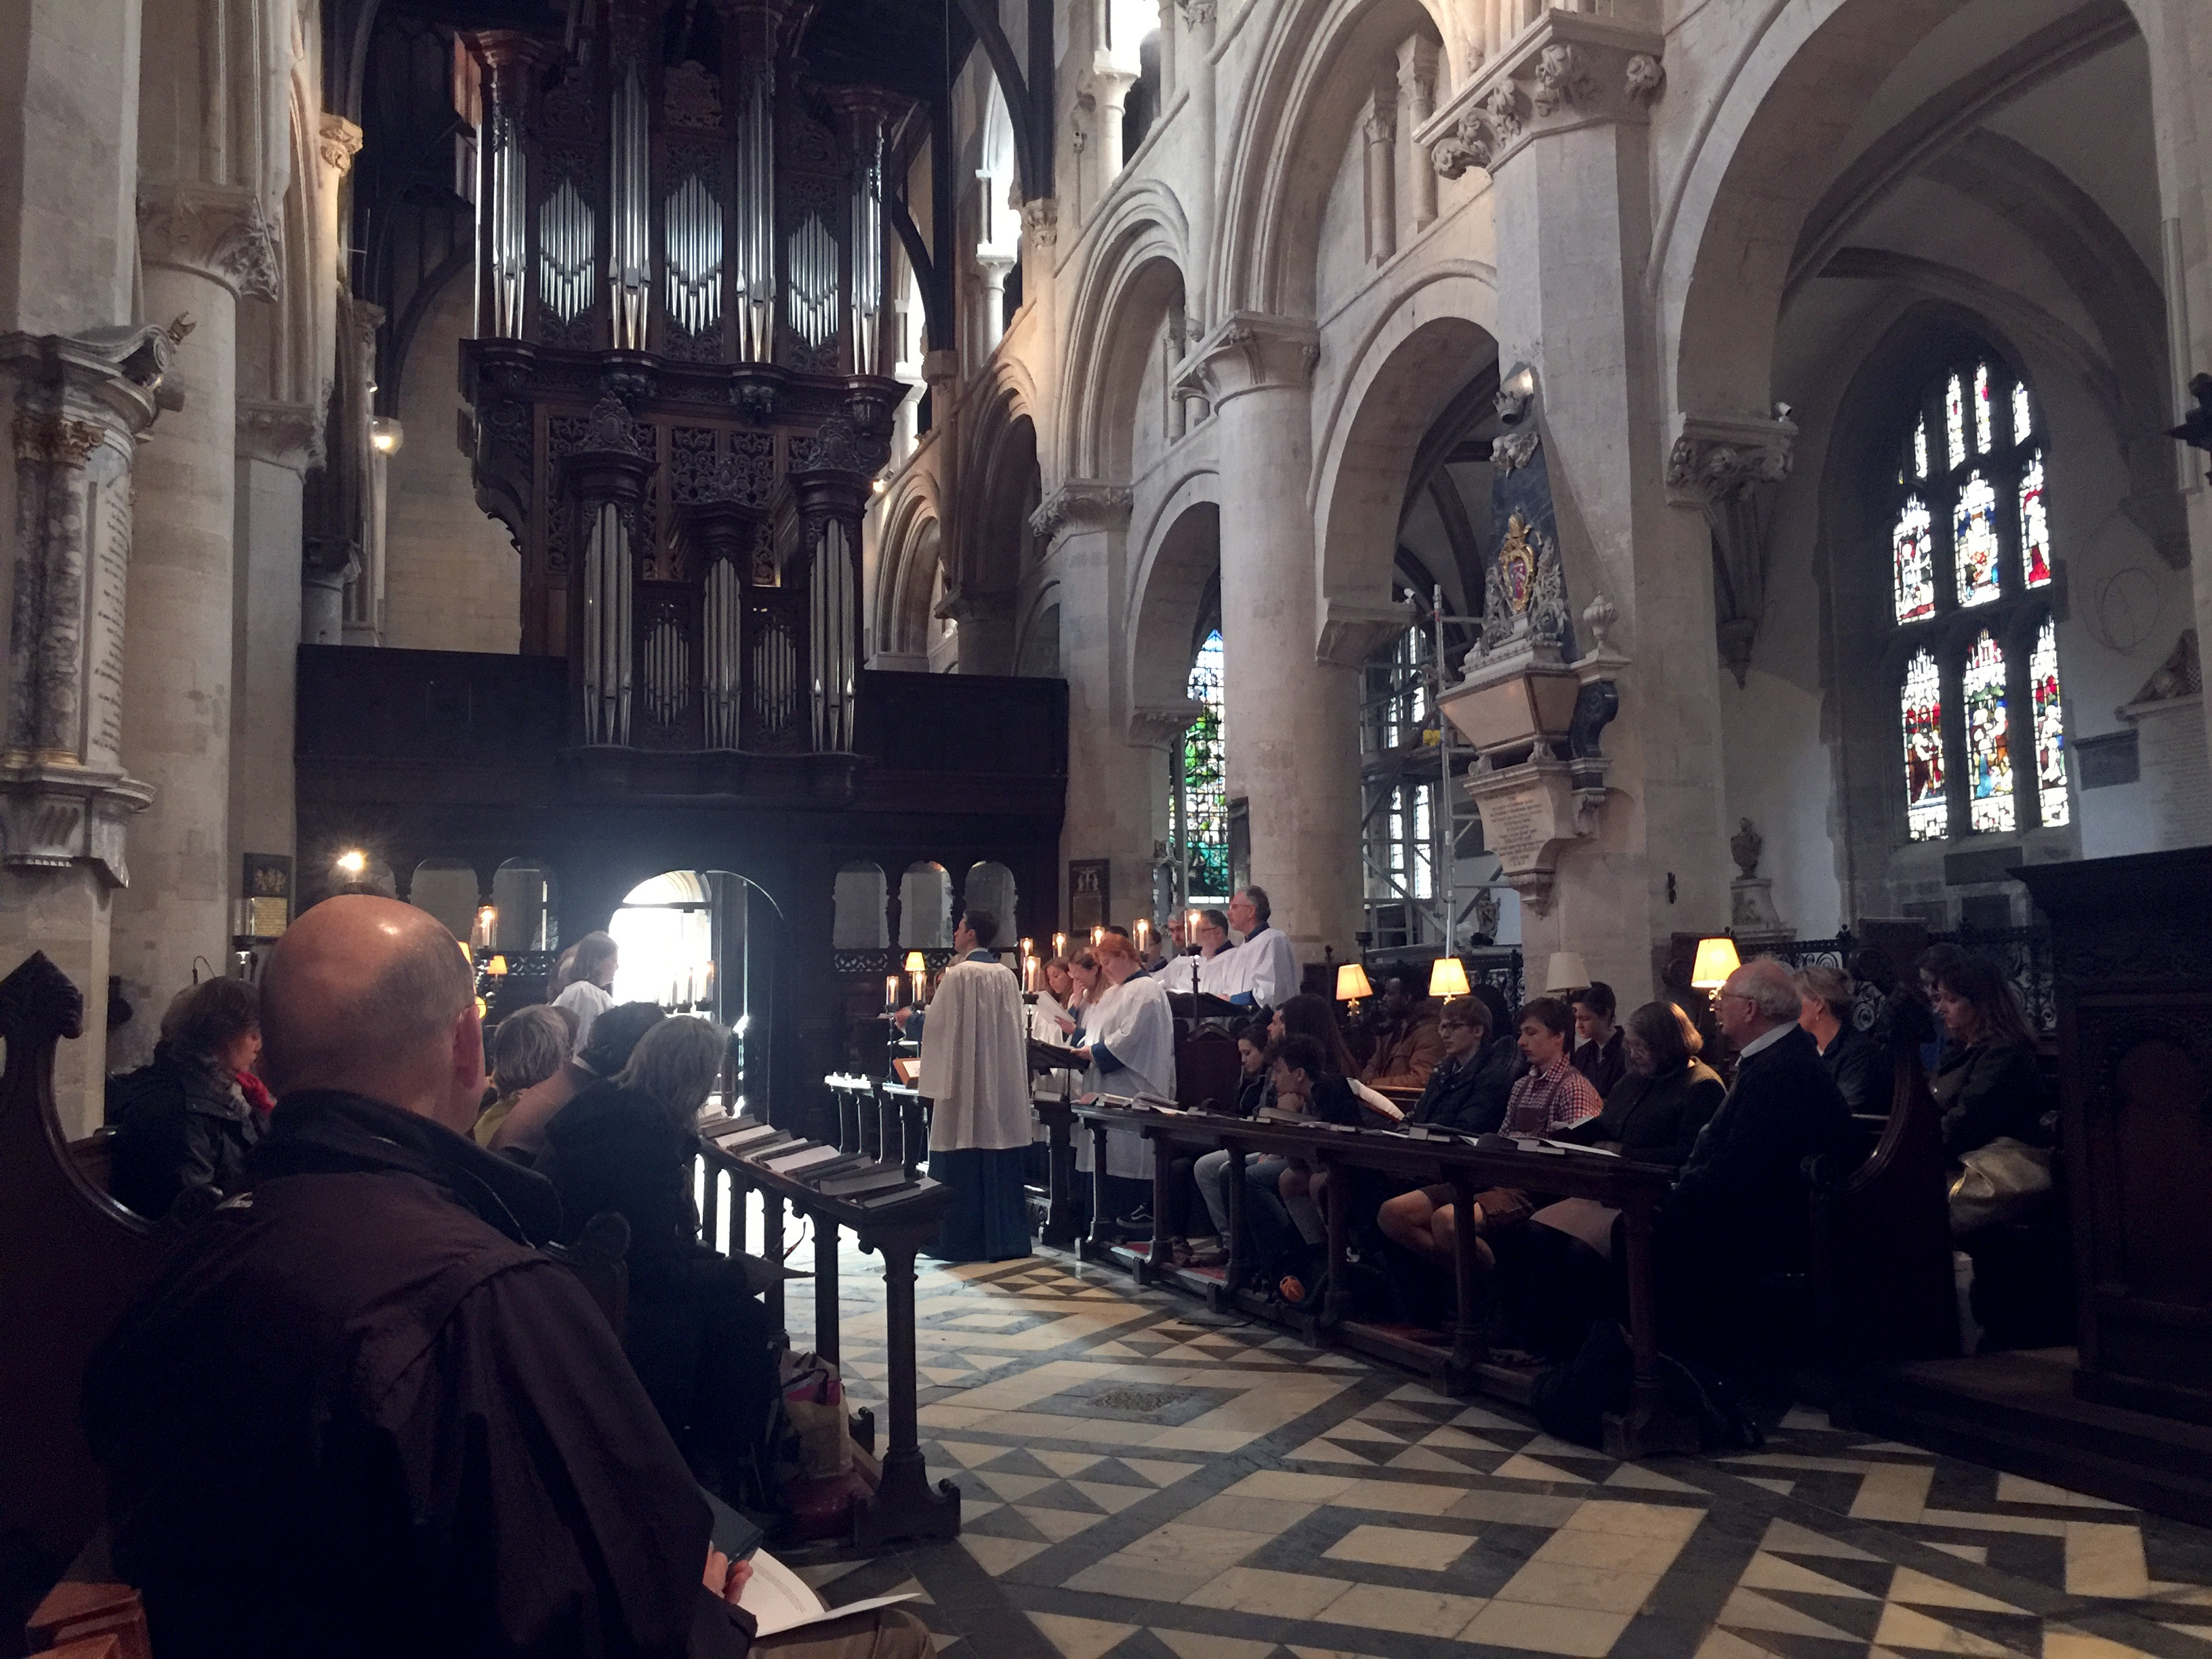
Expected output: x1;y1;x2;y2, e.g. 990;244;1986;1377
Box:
457;3;903;761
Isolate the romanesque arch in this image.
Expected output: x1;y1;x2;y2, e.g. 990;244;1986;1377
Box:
1057;184;1189;482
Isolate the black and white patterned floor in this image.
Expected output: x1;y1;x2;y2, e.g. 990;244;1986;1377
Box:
772;1239;2212;1659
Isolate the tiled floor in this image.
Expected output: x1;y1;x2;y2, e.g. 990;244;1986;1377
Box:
777;1244;2212;1659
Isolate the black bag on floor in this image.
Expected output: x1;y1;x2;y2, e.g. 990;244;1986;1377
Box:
1532;1320;1766;1453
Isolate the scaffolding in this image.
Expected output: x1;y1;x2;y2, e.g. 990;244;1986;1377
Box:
1359;587;1502;960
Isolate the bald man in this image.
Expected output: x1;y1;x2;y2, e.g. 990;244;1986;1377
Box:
83;897;927;1659
1656;956;1855;1375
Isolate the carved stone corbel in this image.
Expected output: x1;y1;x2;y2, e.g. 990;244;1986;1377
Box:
1022;197;1060;248
1129;699;1205;747
317;115;364;177
1665;412;1799;687
237;398;325;472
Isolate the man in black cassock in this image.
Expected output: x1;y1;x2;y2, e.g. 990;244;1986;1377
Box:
83;895;928;1659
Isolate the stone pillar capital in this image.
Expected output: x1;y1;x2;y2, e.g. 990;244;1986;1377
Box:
1;323;175;441
1666;411;1799;686
318;115;364;178
1128;699;1204;746
1417;12;1663;180
0;764;154;888
138;182;281;300
1315;594;1416;668
1180;312;1319;405
1022;197;1060;248
1029;480;1132;545
237;398;325;471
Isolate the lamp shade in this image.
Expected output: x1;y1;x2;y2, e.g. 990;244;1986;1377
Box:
1690;936;1742;990
1429;956;1471;1000
903;950;926;973
1336;963;1374;1002
1544;951;1591;994
487;955;509;977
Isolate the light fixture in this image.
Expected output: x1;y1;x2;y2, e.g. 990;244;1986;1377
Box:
1429;956;1471;1000
1691;936;1742;991
903;951;926;974
487;955;509;977
1336;962;1374;1004
335;848;367;876
1090;925;1104;947
1544;951;1591;994
369;416;404;455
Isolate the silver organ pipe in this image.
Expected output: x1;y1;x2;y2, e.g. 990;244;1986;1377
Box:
538;179;596;323
609;58;651;348
787;212;838;350
664;174;724;339
581;502;634;745
643;613;689;728
734;60;775;362
705;559;741;746
489;104;528;336
809;522;855;751
849;123;884;373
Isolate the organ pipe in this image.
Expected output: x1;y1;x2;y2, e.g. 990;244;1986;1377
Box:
734;59;776;361
848;115;884;373
538;180;596;323
665;174;724;337
582;503;634;744
489;102;529;336
787;212;838;350
705;559;741;746
809;520;855;750
609;57;651;348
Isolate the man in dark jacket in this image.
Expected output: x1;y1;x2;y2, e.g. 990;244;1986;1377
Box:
83;895;926;1659
1657;958;1854;1375
1405;999;1518;1134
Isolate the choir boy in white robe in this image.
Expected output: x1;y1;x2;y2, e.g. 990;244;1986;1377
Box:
914;910;1033;1261
1215;886;1302;1008
1071;932;1177;1221
1158;908;1233;995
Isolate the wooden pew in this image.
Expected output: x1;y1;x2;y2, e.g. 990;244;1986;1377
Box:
0;954;162;1645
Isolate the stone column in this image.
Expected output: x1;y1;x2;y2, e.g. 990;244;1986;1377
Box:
1425;20;1709;998
0;327;171;1128
231;403;318;920
1178;0;1217;328
1088;52;1139;197
1187;314;1363;964
975;252;1015;357
1031;482;1160;928
1397;38;1438;234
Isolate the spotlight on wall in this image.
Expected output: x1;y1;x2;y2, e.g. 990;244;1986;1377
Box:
369;417;405;455
335;848;368;876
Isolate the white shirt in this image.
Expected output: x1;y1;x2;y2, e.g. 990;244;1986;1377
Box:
552;979;613;1048
1736;1021;1795;1061
1212;925;1300;1007
1156;950;1233;996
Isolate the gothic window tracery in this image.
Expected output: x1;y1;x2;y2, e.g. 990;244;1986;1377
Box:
1178;629;1229;899
1887;347;2069;841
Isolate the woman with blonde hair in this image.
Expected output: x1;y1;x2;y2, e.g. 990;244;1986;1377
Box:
1068;930;1176;1230
472;1004;573;1147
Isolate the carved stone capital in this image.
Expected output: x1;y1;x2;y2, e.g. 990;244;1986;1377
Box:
1176;0;1216;30
138;182;281;301
1029;480;1132;544
1179;311;1319;405
0;763;154;888
237;398;325;471
1129;699;1205;746
1416;12;1662;179
318;115;364;176
0;324;174;439
1664;413;1798;506
1315;594;1416;669
1022;197;1059;247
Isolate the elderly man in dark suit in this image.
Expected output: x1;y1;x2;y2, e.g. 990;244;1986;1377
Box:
1657;956;1856;1376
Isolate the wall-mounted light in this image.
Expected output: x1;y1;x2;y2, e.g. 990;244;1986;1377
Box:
369;417;404;455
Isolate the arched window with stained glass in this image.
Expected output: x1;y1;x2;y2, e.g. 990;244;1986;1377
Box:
1885;344;2068;840
1175;629;1229;900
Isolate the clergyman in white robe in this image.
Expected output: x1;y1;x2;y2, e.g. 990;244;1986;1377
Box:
1076;972;1176;1180
1211;924;1300;1008
918;953;1033;1261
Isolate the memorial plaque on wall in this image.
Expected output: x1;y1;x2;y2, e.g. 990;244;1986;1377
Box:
1068;860;1109;933
241;854;293;939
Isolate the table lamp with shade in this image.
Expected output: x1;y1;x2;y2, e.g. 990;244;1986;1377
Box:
1336;962;1374;1016
1690;936;1742;991
903;949;928;1007
1429;956;1471;1002
1544;951;1591;995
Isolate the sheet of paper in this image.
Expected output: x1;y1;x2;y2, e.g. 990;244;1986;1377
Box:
763;1143;842;1174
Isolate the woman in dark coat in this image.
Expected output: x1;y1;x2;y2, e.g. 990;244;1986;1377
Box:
1563;1000;1724;1164
543;1015;778;1502
108;978;266;1219
1927;954;2051;1159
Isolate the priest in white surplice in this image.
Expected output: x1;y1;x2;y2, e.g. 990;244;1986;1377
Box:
913;909;1033;1262
1213;885;1302;1008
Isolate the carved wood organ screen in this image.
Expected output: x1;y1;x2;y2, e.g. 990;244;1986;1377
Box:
457;3;901;756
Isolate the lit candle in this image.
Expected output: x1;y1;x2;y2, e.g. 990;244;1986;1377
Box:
1185;908;1199;947
1090;926;1103;947
1025;955;1040;994
1135;918;1150;954
1052;932;1066;959
886;974;899;1010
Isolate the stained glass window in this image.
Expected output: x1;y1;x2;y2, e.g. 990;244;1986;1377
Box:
1964;631;2013;834
1893;497;1935;623
1902;649;1946;842
1914;417;1929;480
1179;629;1229;899
2011;381;2031;443
1954;472;2001;607
1973;363;1994;454
2032;617;2067;827
2019;453;2050;589
1945;374;1967;471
